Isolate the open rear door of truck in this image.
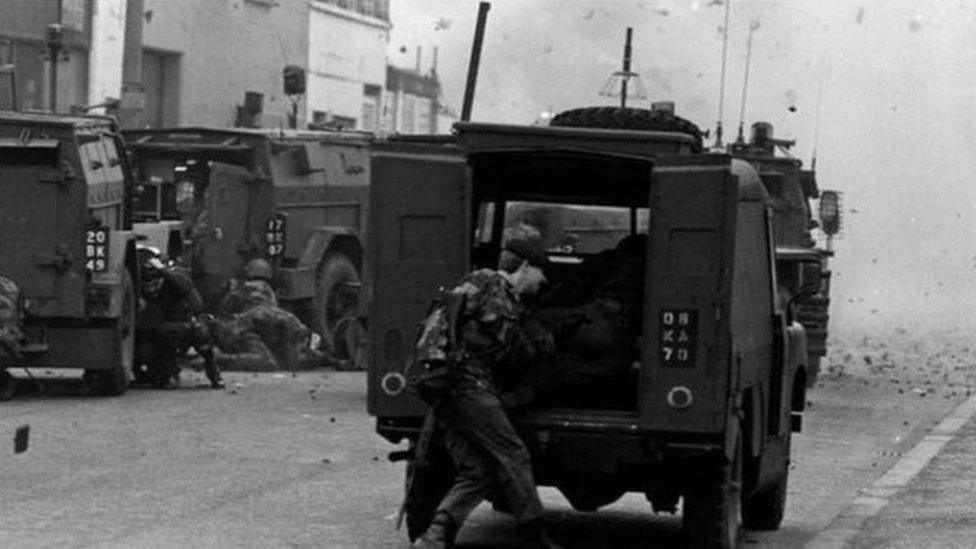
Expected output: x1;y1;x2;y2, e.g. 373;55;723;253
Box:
367;145;471;420
200;163;253;275
641;155;737;435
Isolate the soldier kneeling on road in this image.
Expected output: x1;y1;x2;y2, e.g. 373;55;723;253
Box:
135;249;223;389
211;259;329;372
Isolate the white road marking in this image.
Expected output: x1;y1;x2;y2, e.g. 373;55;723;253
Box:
804;393;976;549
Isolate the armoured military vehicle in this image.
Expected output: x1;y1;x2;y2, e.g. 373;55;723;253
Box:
367;119;821;548
728;122;838;386
123;127;371;362
0;111;139;398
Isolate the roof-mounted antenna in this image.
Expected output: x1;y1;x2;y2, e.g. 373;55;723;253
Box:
599;27;647;107
713;0;731;149
811;60;827;170
735;19;760;144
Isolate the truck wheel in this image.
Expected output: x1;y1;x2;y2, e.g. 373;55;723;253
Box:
88;271;135;396
805;356;821;388
742;432;791;530
741;469;788;530
560;484;625;512
313;254;360;361
550;106;704;151
0;369;16;401
683;436;742;549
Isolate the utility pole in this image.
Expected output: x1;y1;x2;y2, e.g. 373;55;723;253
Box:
119;0;146;128
620;27;633;108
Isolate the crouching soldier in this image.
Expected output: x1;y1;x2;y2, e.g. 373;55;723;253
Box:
211;259;327;371
135;252;223;388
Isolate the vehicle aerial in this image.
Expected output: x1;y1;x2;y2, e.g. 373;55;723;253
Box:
0;111;139;398
728;121;839;386
122;127;372;363
367;114;821;548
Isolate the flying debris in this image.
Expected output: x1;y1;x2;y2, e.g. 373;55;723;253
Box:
434;18;453;31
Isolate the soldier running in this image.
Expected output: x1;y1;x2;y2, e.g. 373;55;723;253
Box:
411;239;564;549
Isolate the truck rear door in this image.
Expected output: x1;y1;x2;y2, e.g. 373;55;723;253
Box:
367;146;471;419
0;140;85;316
199;162;253;279
641;155;737;435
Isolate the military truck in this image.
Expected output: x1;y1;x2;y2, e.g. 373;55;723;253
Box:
0;111;139;398
728;122;838;386
550;109;839;388
122;127;372;361
367;121;820;548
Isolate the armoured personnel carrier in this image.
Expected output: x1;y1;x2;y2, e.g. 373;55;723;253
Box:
728;122;839;386
123;127;372;362
0;111;139;398
367;118;821;548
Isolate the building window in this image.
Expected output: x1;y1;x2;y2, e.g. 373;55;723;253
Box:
416;97;432;134
402;95;416;134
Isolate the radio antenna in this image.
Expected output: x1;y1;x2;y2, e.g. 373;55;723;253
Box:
811;60;827;170
713;0;731;149
735;19;760;144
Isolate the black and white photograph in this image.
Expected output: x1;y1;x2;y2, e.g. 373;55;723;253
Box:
1;1;975;548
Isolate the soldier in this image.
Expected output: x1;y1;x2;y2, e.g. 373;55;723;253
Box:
412;239;563;549
212;258;327;371
135;252;223;389
217;258;278;316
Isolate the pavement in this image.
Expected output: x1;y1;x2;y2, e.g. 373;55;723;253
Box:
807;392;976;549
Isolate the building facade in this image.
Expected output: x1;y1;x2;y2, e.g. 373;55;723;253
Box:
308;0;390;131
0;0;92;112
385;63;455;135
140;0;309;129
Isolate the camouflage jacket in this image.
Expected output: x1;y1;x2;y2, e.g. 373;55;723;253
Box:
218;279;278;317
449;269;545;391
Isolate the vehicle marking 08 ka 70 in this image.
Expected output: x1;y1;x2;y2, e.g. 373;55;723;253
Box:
659;309;697;366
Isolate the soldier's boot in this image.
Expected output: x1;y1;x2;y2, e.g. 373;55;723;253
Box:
518;520;565;549
412;511;455;549
199;346;224;389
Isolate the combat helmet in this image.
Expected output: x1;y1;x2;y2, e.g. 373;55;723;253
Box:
243;258;273;281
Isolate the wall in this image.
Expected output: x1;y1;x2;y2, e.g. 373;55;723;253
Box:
88;0;126;113
0;0;91;112
142;0;309;128
308;1;389;130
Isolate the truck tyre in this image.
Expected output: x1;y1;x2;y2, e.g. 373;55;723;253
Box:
683;435;742;549
550;106;704;151
741;468;788;530
742;431;791;530
805;356;821;388
560;484;625;512
313;254;360;361
87;271;135;396
0;369;15;401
